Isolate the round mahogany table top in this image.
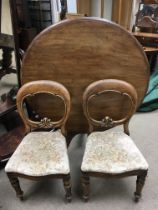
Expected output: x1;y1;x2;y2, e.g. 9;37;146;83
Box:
21;18;149;136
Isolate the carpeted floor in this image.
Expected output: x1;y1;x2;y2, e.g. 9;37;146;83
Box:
0;111;158;210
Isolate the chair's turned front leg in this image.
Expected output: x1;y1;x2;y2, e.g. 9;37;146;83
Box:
63;174;72;202
7;173;24;200
81;172;90;202
134;171;148;202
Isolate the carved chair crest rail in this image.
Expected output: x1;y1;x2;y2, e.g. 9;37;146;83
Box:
16;80;71;135
83;79;138;134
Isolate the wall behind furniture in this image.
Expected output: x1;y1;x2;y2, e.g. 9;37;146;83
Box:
103;0;112;20
91;0;112;20
67;0;77;13
91;0;102;17
1;0;12;35
68;0;112;20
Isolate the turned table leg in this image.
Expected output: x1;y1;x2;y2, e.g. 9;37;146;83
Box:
81;173;90;202
63;174;72;202
7;173;24;200
134;171;148;202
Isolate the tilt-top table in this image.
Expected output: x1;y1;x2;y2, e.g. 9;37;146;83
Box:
21;18;150;140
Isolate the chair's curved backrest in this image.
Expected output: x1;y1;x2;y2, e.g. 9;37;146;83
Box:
16;80;71;135
83;79;138;135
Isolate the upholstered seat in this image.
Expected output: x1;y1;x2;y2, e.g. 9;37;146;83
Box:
81;130;148;174
5;130;70;176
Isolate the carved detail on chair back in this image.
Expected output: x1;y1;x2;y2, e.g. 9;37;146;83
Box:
39;117;54;128
101;116;115;128
83;79;138;134
16;80;71;134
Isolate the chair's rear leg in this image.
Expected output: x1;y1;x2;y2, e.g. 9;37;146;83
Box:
63;174;72;202
134;171;148;202
81;172;90;202
7;173;24;200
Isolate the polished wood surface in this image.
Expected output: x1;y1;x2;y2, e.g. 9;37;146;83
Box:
21;18;149;136
132;32;158;38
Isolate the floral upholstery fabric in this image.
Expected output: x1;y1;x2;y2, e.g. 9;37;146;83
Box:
5;130;70;176
81;130;148;174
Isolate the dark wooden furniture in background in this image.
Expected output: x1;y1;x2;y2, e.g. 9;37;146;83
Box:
10;0;55;51
81;79;148;202
5;80;72;202
0;0;16;79
21;18;149;141
28;0;53;33
132;31;158;71
12;0;37;51
0;125;25;162
60;0;67;20
0;0;20;124
10;0;68;50
135;0;158;33
0;0;24;164
133;0;158;72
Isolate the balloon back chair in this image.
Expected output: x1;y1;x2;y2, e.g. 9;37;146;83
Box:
5;80;72;202
81;79;148;202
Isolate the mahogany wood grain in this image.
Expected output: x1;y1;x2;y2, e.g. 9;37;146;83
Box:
21;18;150;136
